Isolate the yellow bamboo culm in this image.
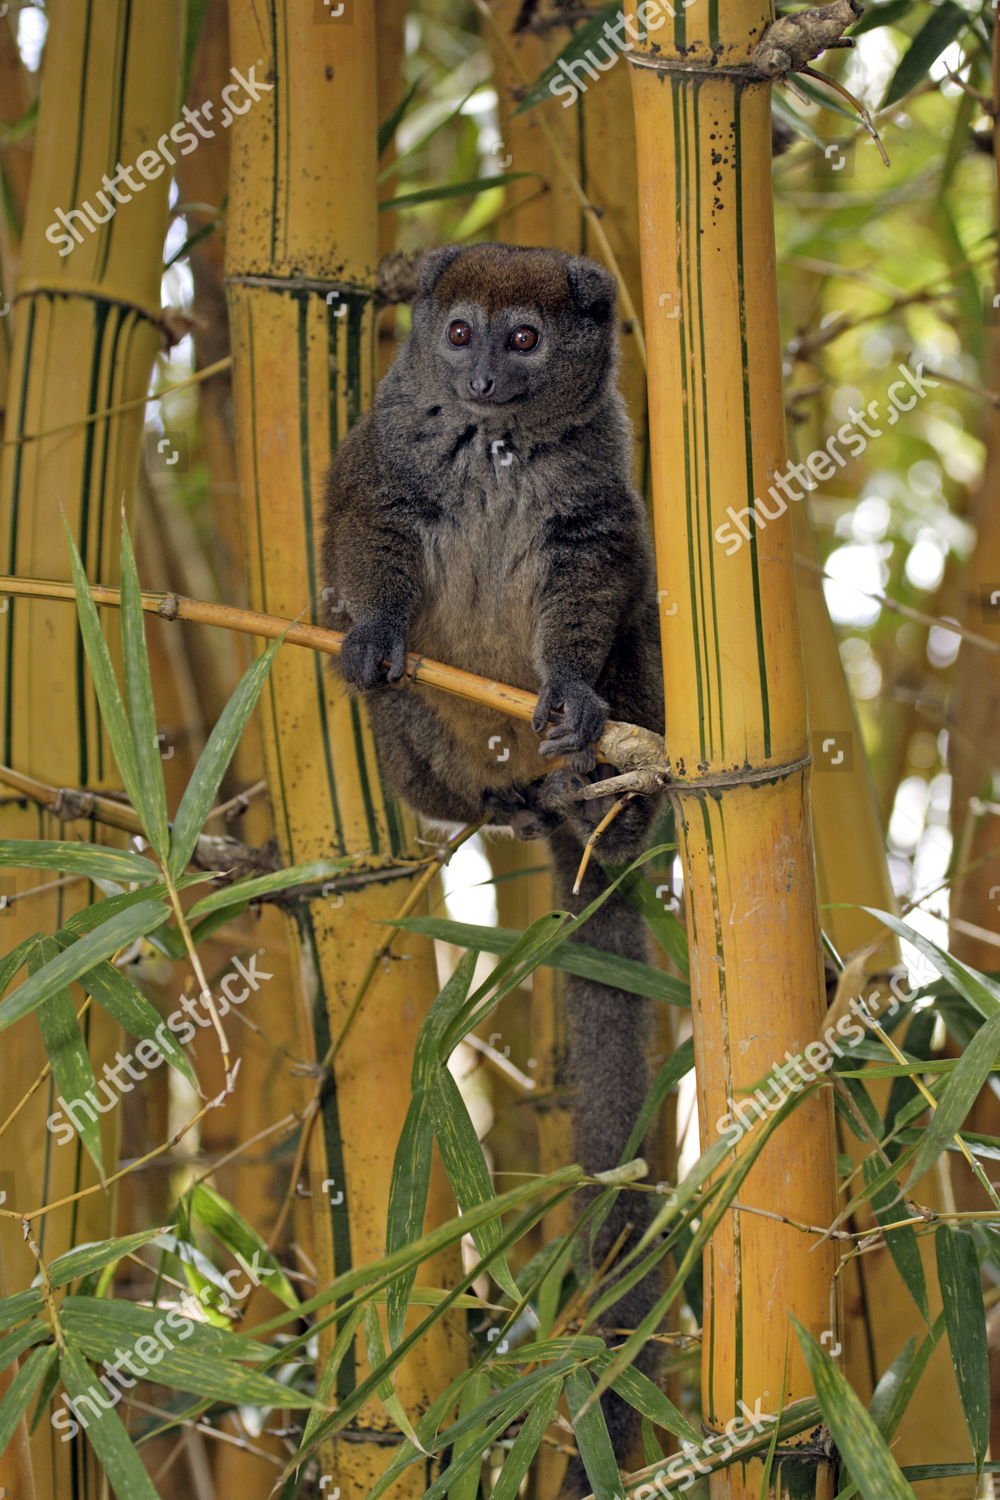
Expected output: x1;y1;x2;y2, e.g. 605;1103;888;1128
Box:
626;3;839;1495
224;2;463;1493
0;4;180;1496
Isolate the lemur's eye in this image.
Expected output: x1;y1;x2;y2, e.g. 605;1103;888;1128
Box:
509;326;539;351
447;320;472;347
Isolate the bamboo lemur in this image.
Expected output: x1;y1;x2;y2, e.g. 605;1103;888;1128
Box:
321;242;664;1492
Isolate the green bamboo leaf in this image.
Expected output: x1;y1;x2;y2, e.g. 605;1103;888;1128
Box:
0;1344;58;1456
385;953;477;1345
184;858;353;918
47;1227;170;1290
447;1370;492;1500
0;1288;44;1333
903;1006;1000;1191
63;519;144;818
611;864;689;975
429;1066;520;1302
190;1184;299;1311
0;840;160;883
378;74;422;159
0;901;169;1033
385;1092;435;1348
864;912;1000;1020
119;524;170;859
0;933;42;997
864;1159;928;1324
606;1361;701;1444
364;1303;427;1453
491;1377;562;1500
794;1319;918;1498
935;1225;989;1471
30;938;103;1176
168;633;284;879
73;959;197;1086
379;172;536;210
397;917;688;1009
59;1344;160;1497
564;1366;623;1500
0;1320;51;1376
882;1;968;107
868;1335;918;1435
60;1297;313;1408
850;0;911;34
513;1;621;114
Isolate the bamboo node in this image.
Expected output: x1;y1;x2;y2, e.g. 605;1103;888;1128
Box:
157;593;180;620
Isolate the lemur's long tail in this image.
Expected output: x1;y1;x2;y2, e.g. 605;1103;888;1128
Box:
548;824;662;1496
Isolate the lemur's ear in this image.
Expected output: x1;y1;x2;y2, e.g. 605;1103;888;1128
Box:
417;245;464;296
566;256;617;318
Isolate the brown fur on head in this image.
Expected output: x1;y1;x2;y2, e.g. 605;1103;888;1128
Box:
418;242;616;320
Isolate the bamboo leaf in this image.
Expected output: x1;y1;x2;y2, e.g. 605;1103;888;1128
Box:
0;1344;58;1457
864;1159;929;1324
63;519;143;817
564;1366;624;1500
0;1319;50;1375
30;938;103;1176
868;1335;918;1435
447;1370;492;1500
385;1092;435;1348
865;911;1000;1019
119;524;170;858
0;933;43;998
490;1377;562;1500
184;858;353;918
0;901;169;1033
0;1289;44;1333
73;959;196;1086
850;0;911;35
935;1226;989;1471
60;1297;314;1408
363;1303;427;1453
429;1066;520;1302
397;917;689;1009
0;840;161;883
794;1320;918;1498
882;1;969;107
47;1227;173;1290
903;1006;1000;1191
59;1344;160;1497
607;1361;701;1444
512;2;621;114
378;74;423;159
189;1183;299;1311
379;173;537;210
168;633;284;879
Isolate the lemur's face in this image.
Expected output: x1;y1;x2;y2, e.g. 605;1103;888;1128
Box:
413;244;618;425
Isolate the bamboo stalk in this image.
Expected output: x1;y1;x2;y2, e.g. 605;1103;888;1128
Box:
224;3;463;1492
626;3;839;1495
0;4;181;1495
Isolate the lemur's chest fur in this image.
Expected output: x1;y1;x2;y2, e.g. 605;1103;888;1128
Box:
405;429;552;786
409;430;549;690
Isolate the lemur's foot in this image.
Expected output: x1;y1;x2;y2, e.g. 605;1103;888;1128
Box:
482;783;559;841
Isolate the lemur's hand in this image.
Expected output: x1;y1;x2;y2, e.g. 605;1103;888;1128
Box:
533;678;608;771
340;612;408;689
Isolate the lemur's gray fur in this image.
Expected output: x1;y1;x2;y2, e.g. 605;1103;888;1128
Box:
321;242;664;1492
